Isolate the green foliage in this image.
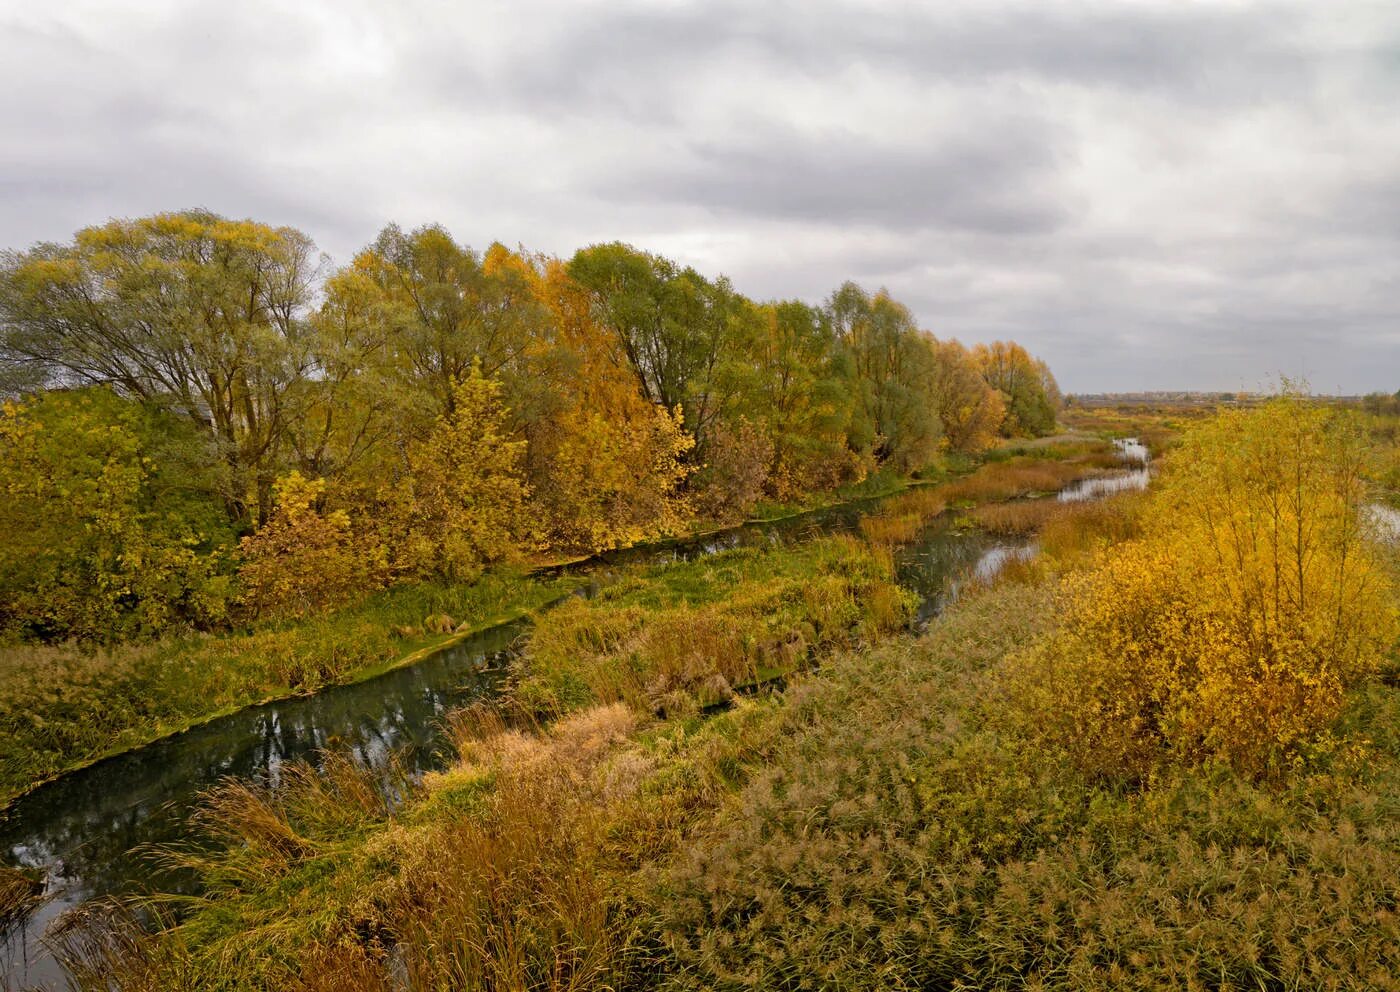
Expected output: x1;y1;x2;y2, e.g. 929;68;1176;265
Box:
0;210;319;523
567;242;748;448
512;535;914;718
0;388;232;641
829;281;944;471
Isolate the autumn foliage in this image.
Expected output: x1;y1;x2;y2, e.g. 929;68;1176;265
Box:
237;473;373;621
0;211;1062;637
1014;395;1398;779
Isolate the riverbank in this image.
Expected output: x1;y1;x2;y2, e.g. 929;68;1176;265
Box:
0;444;1118;810
0;572;577;809
58;403;1400;992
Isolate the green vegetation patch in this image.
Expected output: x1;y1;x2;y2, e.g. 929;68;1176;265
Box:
510;535;915;718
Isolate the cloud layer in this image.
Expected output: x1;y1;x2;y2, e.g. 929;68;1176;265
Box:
2;0;1398;392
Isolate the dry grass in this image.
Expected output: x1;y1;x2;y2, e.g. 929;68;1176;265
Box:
0;863;46;931
859;512;922;545
939;456;1112;505
968;498;1066;535
882;487;948;519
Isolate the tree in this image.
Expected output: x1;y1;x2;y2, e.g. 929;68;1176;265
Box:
738;301;858;498
828;283;943;471
355;226;546;414
0;388;230;640
289;262;426;489
567;242;747;451
928;338;1006;453
379;364;532;580
0;211;320;524
237;472;377;621
973;340;1060;437
519;257;694;551
1018;393;1397;779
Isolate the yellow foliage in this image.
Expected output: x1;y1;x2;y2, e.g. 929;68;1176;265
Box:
381;364;532;579
522;258;695;551
237;473;377;620
1013;394;1398;779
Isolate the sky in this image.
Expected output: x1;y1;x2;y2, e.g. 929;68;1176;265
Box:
1;0;1398;394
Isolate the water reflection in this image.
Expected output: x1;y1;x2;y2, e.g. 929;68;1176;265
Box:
1;624;518;988
1368;503;1400;543
1058;439;1151;503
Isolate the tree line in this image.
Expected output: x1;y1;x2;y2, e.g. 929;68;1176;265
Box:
0;210;1061;641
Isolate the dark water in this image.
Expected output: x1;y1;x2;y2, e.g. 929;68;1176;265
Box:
0;449;1146;988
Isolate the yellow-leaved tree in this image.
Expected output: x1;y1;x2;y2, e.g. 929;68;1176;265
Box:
382;363;533;579
237;472;377;621
520;258;694;552
1014;392;1398;780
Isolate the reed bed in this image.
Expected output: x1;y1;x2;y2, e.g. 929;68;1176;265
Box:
940;456;1113;504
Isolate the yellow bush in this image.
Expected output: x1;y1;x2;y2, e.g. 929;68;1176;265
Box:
1014;394;1398;779
237;473;377;620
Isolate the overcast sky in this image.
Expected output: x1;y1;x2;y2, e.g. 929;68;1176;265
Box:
2;1;1398;393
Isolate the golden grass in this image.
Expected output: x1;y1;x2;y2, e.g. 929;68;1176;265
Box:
940;458;1108;504
859;512;922;545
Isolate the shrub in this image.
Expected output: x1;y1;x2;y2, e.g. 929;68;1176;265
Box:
692;418;775;524
237;473;379;621
1011;394;1399;781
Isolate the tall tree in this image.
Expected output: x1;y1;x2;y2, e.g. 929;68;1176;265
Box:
740;300;856;496
828;282;943;471
567;242;746;450
928;338;1006;453
0;210;319;522
355;226;545;413
974;340;1061;437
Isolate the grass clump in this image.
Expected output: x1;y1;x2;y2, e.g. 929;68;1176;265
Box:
939;446;1117;506
511;536;913;718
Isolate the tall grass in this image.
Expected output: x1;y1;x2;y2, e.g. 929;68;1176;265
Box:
51;549;1400;991
940;456;1111;504
511;536;913;718
0;864;45;931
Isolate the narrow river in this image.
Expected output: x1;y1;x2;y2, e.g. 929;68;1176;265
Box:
1;446;1152;988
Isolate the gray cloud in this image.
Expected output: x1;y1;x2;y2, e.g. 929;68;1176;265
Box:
1;0;1398;392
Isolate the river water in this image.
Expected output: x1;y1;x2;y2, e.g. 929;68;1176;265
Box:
0;447;1151;988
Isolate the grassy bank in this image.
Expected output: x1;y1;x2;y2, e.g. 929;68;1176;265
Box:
49;400;1400;990
0;571;577;807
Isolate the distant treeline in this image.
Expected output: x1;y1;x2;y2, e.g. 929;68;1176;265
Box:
0;211;1060;641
